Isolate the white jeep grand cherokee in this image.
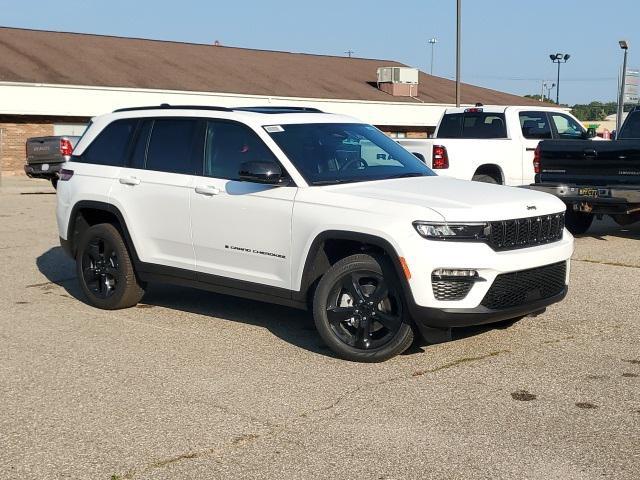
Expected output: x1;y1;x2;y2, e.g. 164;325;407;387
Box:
56;105;574;362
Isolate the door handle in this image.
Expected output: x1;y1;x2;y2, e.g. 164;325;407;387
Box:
119;176;141;186
194;185;220;196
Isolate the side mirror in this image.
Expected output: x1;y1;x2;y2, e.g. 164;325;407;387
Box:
238;161;284;184
586;127;597;139
412;152;426;162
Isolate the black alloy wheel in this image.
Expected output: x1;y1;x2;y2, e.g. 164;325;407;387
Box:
76;223;145;309
326;271;403;350
313;254;414;362
81;236;119;299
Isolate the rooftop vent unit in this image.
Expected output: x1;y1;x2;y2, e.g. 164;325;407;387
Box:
376;67;419;97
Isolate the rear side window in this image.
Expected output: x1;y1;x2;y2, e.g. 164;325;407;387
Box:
618;111;640;139
81;120;136;166
436;112;506;138
519;112;552;139
436;114;463;138
204;121;279;180
145;119;200;174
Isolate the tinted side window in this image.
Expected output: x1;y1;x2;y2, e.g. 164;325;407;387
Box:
204;121;279;180
519;112;552;139
82;119;136;166
145;119;199;174
619;111;640;139
436;114;462;138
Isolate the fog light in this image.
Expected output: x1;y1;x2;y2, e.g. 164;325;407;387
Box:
432;268;478;278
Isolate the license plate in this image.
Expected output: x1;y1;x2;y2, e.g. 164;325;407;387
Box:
578;187;598;197
41;163;49;171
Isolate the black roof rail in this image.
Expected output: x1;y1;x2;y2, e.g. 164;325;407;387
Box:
234;106;324;114
113;104;233;113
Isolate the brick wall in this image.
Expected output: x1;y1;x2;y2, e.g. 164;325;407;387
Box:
0;115;89;175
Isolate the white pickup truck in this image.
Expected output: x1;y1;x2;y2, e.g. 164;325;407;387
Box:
397;105;596;186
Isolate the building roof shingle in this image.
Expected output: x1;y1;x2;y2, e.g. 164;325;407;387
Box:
0;27;542;106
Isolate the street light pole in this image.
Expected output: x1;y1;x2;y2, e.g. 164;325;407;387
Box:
549;53;570;104
616;40;629;138
428;38;438;75
455;0;461;107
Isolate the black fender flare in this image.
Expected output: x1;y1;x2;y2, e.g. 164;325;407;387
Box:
65;200;140;262
293;230;414;305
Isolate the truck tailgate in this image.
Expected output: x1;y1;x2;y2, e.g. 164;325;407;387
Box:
26;136;78;165
538;139;640;186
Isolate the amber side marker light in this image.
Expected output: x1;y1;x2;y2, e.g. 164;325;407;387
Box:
399;257;412;280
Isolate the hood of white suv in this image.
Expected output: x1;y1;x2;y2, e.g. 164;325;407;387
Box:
322;176;565;222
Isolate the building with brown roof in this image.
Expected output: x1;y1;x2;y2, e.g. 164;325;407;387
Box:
0;27;541;175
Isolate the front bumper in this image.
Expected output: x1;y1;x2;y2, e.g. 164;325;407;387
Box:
529;183;640;210
409;287;567;330
24;162;63;179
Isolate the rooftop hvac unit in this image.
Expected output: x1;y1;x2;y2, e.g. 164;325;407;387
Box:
377;67;419;84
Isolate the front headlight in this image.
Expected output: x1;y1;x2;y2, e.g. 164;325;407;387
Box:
413;221;489;241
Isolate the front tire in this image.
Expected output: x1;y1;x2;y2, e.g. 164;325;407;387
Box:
313;254;414;362
565;210;594;235
76;223;145;309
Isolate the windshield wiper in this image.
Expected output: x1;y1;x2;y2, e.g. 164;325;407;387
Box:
311;179;353;185
388;172;427;179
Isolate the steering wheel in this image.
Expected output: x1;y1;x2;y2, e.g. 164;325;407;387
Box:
339;157;369;172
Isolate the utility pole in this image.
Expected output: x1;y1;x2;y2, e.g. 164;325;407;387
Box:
345;49;354;58
455;0;461;107
616;40;629;138
428;38;438;75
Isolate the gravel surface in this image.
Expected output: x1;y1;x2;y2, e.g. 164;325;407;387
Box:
1;177;638;480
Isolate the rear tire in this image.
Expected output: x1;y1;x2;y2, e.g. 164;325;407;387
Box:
76;223;145;309
313;254;414;362
565;210;594;235
472;173;499;184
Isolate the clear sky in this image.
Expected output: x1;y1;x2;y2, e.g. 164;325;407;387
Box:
1;0;637;105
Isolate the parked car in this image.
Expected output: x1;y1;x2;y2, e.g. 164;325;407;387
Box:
56;105;574;362
24;135;80;188
397;105;595;186
529;106;640;234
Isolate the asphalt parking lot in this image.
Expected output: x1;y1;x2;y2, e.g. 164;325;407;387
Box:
1;177;639;480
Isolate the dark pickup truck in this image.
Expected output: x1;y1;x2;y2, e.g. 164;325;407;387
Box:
530;108;640;234
24;135;80;188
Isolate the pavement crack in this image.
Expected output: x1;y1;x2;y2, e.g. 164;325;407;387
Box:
120;433;261;479
411;350;509;377
574;258;640;269
300;349;510;418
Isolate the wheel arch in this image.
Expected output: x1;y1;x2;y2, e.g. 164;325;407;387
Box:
472;164;504;184
294;230;412;306
66;200;139;262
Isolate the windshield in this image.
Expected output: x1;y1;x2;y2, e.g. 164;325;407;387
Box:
266;123;435;185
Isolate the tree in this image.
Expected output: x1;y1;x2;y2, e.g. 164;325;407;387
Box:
570;102;617;121
524;94;556;104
